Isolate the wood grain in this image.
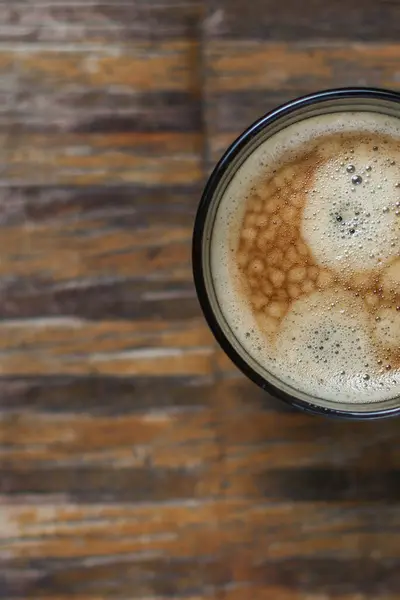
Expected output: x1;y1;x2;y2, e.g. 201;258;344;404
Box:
1;1;400;599
205;42;400;163
204;0;400;40
0;0;203;42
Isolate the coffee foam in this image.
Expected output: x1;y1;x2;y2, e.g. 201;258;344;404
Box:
210;111;400;404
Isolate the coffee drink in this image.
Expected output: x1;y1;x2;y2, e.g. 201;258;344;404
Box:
210;111;400;404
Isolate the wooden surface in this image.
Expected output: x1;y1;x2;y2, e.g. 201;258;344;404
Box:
1;1;400;598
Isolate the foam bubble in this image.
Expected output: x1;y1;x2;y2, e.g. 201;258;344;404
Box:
273;290;386;399
302;143;399;274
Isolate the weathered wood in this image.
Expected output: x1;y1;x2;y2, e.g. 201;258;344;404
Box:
204;0;400;40
207;44;400;95
0;184;199;321
2;555;400;598
2;419;400;478
0;0;203;42
1;0;400;599
1;131;203;184
0;375;214;414
205;42;400;163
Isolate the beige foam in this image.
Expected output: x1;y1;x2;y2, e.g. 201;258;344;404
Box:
302;144;399;274
374;307;400;349
273;290;383;398
210;111;400;404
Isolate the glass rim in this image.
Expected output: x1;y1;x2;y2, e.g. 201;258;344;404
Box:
192;87;400;420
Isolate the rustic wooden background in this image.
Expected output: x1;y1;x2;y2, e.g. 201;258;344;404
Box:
1;1;400;598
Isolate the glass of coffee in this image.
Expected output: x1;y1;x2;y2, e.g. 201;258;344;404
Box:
193;88;400;419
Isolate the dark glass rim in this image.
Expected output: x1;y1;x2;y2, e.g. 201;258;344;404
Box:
192;87;400;420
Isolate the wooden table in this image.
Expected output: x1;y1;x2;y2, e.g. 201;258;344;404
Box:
1;1;399;598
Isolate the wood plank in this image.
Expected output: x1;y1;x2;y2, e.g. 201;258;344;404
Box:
1;502;399;564
2;408;399;470
2;555;399;598
2;497;400;595
2;390;399;500
206;43;400;94
5;455;397;503
0;41;199;91
204;0;400;41
0;228;192;282
0;185;200;227
0;277;200;321
205;42;400;163
3;500;399;551
0;90;201;135
0;40;202;133
0;184;200;319
0;0;202;42
0;375;215;414
1;131;203;185
2;593;400;600
1;401;217;464
0;319;215;376
0;36;204;181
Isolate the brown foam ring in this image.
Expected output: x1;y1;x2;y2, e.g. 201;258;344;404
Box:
234;133;400;373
